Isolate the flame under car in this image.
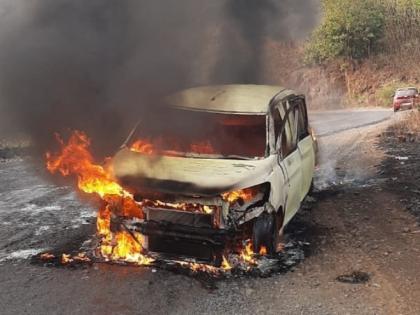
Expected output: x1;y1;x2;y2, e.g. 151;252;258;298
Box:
109;84;316;265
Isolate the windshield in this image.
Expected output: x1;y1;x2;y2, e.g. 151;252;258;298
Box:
128;109;267;159
396;89;417;97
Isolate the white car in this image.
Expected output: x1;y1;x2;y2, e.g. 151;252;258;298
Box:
110;84;317;264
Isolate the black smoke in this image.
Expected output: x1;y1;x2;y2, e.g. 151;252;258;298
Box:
0;0;319;156
213;0;320;83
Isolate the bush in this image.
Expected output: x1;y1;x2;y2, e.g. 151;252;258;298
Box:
305;0;385;64
376;82;400;106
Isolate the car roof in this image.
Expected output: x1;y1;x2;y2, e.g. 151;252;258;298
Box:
166;84;294;114
397;87;418;91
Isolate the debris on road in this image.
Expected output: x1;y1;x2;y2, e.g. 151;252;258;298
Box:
336;271;370;284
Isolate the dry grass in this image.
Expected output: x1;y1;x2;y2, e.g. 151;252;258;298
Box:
383;1;420;57
387;111;420;141
262;40;348;110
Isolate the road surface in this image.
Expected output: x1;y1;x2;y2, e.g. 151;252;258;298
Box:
309;109;393;137
0;108;410;315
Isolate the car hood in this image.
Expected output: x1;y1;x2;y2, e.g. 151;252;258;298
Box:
109;148;276;196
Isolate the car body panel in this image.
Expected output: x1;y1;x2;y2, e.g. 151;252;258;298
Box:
298;135;316;198
280;149;303;225
167;84;286;114
111;148;276;196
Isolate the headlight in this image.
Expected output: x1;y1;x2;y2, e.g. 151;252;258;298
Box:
221;183;269;206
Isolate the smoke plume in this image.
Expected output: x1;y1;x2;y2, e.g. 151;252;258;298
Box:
0;0;319;155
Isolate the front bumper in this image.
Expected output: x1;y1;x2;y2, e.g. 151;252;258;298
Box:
130;219;232;246
123;207;234;262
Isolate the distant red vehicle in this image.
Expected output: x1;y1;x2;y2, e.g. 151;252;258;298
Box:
393;87;419;112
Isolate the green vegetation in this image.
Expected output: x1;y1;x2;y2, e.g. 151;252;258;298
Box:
376;82;405;106
305;0;385;63
305;0;420;64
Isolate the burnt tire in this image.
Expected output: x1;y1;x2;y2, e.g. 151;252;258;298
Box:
252;212;277;256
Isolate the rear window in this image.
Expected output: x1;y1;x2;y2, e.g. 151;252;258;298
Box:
396;89;418;97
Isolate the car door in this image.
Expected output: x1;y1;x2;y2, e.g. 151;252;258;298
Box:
294;97;316;199
276;99;303;224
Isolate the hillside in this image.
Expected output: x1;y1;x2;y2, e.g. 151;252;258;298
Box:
262;0;420;110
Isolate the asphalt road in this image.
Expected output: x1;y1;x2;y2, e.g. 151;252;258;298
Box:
310;109;393;137
0;108;398;315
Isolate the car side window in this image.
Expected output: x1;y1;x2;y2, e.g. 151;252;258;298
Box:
279;100;298;158
272;107;282;147
296;99;309;140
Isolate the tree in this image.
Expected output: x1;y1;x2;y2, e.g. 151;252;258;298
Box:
305;0;385;64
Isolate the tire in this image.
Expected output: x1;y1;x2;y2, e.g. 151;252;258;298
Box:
213;251;223;268
308;179;315;195
252;212;278;255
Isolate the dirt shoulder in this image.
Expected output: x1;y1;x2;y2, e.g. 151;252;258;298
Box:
307;114;420;314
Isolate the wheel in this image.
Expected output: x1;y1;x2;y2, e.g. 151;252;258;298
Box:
252;212;278;255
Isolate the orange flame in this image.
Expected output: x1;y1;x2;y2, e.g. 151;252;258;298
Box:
240;239;257;265
131;139;155;155
61;252;91;264
46;131;152;265
61;253;71;264
46;131;123;197
178;255;232;274
40;253;55;260
221;256;232;270
130;138;215;156
259;246;267;256
222;188;257;204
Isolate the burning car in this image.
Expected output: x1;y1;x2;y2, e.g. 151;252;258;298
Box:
109;84;317;265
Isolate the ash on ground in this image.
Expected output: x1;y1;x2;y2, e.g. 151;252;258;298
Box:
379;130;420;223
